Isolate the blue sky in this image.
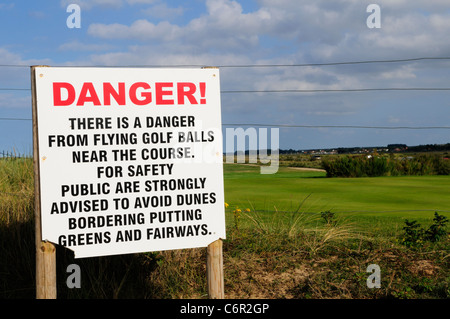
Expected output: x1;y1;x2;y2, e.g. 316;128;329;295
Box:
1;0;450;154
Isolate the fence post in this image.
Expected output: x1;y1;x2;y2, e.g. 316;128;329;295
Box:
200;66;225;299
31;65;57;299
206;239;224;299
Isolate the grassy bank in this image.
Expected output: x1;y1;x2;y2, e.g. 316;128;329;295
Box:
0;158;448;299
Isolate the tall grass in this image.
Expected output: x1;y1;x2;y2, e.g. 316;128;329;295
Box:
234;196;360;256
0;157;34;224
0;157;35;298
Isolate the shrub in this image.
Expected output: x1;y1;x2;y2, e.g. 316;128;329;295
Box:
322;156;389;177
400;220;426;247
320;211;337;226
322;154;450;178
425;212;449;242
400;212;449;248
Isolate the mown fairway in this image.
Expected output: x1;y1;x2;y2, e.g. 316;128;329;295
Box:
223;163;450;233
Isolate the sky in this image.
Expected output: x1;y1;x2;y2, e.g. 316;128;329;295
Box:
1;0;450;154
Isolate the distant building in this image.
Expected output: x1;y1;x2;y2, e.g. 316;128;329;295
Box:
388;144;407;152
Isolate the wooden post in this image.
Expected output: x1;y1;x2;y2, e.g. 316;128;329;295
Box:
36;241;57;298
201;66;225;299
207;239;224;299
31;65;57;299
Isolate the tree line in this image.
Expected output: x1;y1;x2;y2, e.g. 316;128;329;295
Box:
322;154;450;178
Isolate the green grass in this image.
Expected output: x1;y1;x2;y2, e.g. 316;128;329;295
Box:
222;164;449;299
224;164;450;235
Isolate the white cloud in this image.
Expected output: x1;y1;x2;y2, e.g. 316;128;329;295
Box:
0;3;14;10
60;0;166;10
141;3;185;20
0;48;51;90
60;0;123;10
0;47;51;68
126;0;158;4
58;40;115;52
88;20;182;41
88;0;273;50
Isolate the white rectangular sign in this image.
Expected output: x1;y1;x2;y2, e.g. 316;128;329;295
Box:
34;67;226;258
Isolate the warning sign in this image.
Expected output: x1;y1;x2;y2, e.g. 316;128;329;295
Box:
33;67;226;258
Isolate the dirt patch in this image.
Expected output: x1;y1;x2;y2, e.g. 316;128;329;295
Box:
224;251;312;299
226;261;309;299
409;260;440;276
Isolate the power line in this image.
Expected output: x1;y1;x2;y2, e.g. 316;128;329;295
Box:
218;57;450;68
0;117;32;121
0;65;30;68
1;87;450;93
0;88;30;91
1;56;449;92
1;117;449;130
222;124;450;130
1;56;450;69
221;88;450;93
